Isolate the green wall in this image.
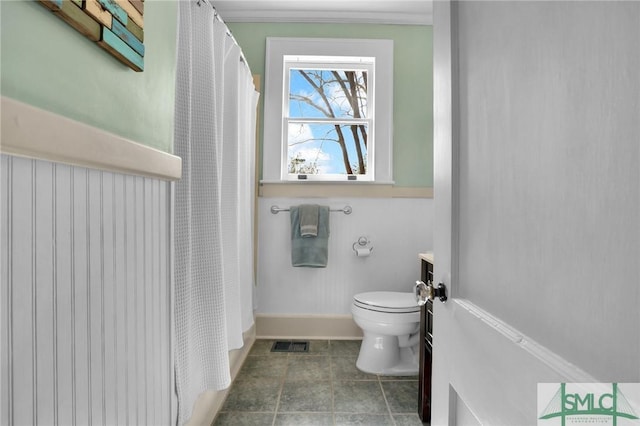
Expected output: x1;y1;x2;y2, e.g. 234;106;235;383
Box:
1;0;178;153
228;23;433;187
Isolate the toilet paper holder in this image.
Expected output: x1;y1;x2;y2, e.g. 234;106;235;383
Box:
352;236;373;255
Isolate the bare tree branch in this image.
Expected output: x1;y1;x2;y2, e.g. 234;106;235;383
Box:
289;94;332;117
292;69;370;174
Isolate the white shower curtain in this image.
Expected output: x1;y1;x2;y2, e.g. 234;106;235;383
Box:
173;1;259;424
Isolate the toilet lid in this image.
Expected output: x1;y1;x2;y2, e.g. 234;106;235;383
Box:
353;291;419;313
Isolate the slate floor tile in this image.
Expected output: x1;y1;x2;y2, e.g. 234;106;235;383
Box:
214;339;423;426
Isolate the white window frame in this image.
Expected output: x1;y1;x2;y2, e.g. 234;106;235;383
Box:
263;37;394;184
284;56;375;181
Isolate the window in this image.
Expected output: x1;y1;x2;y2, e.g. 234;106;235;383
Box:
286;56;373;181
263;38;394;184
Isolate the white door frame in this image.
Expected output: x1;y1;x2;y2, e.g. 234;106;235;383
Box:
430;0;462;421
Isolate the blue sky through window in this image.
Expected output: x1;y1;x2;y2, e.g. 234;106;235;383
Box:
287;68;369;176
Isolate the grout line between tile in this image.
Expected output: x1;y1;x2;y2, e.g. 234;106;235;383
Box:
328;340;336;426
270;352;288;426
378;376;398;426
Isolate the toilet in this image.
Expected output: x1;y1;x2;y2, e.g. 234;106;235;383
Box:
351;291;420;376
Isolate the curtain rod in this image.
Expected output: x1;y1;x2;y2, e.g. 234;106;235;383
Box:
196;0;251;72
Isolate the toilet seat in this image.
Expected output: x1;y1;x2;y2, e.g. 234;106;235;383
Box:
353;291;419;314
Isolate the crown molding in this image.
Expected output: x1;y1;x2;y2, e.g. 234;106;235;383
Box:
214;1;433;25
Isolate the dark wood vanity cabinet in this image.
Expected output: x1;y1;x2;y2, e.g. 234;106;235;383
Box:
418;256;433;423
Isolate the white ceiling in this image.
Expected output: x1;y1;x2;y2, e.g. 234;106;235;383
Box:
213;1;433;25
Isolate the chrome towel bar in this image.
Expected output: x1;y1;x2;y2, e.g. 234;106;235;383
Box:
270;205;352;215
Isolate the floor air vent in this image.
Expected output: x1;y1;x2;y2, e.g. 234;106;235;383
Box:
271;340;309;353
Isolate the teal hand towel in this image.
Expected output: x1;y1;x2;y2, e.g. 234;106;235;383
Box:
290;205;330;267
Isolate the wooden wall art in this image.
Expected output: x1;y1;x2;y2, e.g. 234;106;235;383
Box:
39;0;145;72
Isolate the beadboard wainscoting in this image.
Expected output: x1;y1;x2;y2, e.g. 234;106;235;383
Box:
256;197;433;322
0;154;174;425
0;97;181;425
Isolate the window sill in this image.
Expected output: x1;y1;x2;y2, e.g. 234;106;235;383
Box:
258;182;433;198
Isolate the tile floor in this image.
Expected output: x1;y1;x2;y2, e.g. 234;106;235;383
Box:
213;339;426;426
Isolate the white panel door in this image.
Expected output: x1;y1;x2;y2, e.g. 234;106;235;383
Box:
430;1;639;425
429;0;570;417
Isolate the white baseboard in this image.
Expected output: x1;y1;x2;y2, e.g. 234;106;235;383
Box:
255;314;363;340
185;325;256;426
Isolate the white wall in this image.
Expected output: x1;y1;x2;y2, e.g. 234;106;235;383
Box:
454;0;639;382
256;197;433;315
